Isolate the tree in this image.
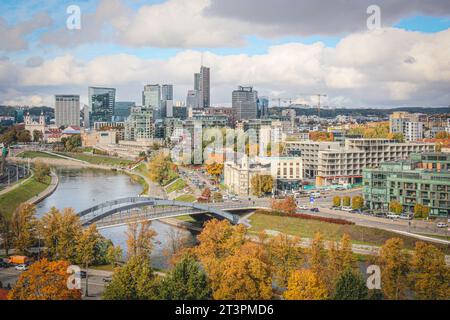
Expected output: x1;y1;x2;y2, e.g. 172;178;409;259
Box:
309;132;333;142
212;192;223;203
332;268;368;300
271;196;297;215
34;161;50;183
193;219;247;294
413;204;430;219
205;162;224;182
11;204;37;255
309;232;328;282
103;255;158;300
158;255;211;300
126;221;157;260
435;131;450;139
213;242;272;300
199;187;211;202
266;233;304;288
39;207;81;262
351;196;364;210
106;244;123;268
32;130;43;143
378;238;409;300
332;196;341;208
342;196;351;207
147;152;178;185
76;224;102;297
409;242;449;300
284;269;328;300
251;174;274;197
8;259;82;300
389;201;402;215
0;213;12;255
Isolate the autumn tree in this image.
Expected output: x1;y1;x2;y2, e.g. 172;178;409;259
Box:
39;207;82;262
332;268;368;300
332;196;341;208
193;219;246;294
163;228;192;267
284;269;328;300
326;234;356;294
271;196;297;215
205;162;224;182
309;232;328;281
266;233;304;288
8;259;82;300
409;242;449;300
413;204;430;219
251;174;274;197
0;213;12;255
147;152;178;185
34;161;50;183
389;201;403;215
103;255;158;300
157;254;211;300
342;196;351;207
106;244;123;268
76;224;102;297
212;192;223;203
11;204;37;255
126;221;157;260
213;242;272;300
351;196;364;210
378;238;409;300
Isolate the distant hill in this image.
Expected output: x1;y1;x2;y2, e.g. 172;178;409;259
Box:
0;106;54;117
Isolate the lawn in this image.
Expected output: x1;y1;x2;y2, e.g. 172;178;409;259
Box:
174;215;198;223
249;213;450;254
174;194;196;202
17;151;62;159
165;178;188;194
57;152;134;167
0;175;51;217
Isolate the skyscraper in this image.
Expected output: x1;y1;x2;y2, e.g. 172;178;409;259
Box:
88;87;116;126
142;84;161;120
232;86;258;121
114;101;135;122
161;84;173;101
199;66;210;108
55;94;80;127
258;97;269;118
186;90;202;109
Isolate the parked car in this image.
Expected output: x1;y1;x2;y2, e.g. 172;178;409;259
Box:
103;276;112;283
436;222;448;228
80;271;87;278
310;208;320;213
0;261;10;268
399;214;413;220
387;214;399;220
298;205;308;210
341;207;353;212
15;264;28;271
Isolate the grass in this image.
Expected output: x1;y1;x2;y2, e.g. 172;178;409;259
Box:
416;233;450;241
248;213;450;254
0;175;51;217
165;178;188;194
174;194;196;202
126;173;149;195
56;152;134;167
90;264;115;272
174;215;198;223
17;151;62;159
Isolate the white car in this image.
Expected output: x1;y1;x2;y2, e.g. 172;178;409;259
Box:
15;264;28;271
341;207;353;212
436;222;448;228
298;205;308;210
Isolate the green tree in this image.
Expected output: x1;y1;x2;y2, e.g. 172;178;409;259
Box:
351;196;364;210
34;161;50;183
103;255;158;300
158;255;211;300
389;201;403;215
342;196;351;207
147;152;178;185
106;244;123;268
413;204;430;219
332;268;368;300
332;196;341;208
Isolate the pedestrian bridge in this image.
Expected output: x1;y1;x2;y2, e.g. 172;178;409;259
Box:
77;196;242;228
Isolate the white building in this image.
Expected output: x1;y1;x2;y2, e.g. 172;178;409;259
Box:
55;95;80;127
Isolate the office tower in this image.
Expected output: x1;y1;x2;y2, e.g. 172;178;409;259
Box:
186;90;202;109
199;66;210;108
88;87;116;126
161;84;173;101
142;84;162;120
55;94;80;127
114;101;135;122
194;73;201;91
232;86;258;121
258;97;269;118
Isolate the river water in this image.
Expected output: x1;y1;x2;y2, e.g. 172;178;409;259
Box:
35;167;195;269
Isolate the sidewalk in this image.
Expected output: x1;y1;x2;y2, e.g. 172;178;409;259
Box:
25;170;59;205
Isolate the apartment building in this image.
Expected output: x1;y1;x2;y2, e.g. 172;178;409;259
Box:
363;153;450;218
284;138;435;186
389;112;424;142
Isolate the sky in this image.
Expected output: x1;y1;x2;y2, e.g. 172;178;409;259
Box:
1;0;450;108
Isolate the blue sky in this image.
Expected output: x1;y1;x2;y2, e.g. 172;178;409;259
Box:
1;0;450;107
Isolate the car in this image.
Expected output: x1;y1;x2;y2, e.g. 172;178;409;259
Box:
80;271;87;278
341;207;353;212
310;208;320;213
399;214;413;220
103;276;112;283
387;214;399;220
222;195;229;200
436;222;448;228
298;205;308;210
15;264;28;271
0;261;10;268
231;197;239;202
335;187;346;191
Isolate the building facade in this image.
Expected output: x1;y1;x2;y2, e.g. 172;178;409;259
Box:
124;107;154;141
88;87;116;126
55;95;80;127
363;153;450;218
232;86;258;121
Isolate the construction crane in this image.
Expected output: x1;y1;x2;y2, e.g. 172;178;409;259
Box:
298;93;327;118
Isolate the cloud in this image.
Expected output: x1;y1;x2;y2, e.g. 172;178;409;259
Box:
0;12;52;51
2;28;450;107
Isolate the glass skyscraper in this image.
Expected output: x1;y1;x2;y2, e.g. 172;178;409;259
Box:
88;87;116;126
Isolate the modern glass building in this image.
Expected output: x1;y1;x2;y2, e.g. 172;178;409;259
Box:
232;86;258;121
114;101;135;122
124;107;154;141
142;84;161;120
88;87;116;126
363;152;450;217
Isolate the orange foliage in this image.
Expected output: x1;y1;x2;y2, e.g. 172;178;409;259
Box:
271;196;297;215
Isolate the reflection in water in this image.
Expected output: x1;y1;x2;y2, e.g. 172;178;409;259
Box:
36;167;195;269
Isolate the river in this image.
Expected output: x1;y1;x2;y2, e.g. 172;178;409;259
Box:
35;167;195;270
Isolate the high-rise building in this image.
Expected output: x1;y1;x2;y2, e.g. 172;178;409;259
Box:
55;95;80;127
142;85;162;120
389;112;424;142
232;86;258;121
258;97;269;118
88;87;116;126
124;106;154;141
186;90;202;109
114;101;135;122
161;84;173;101
200;66;210;108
